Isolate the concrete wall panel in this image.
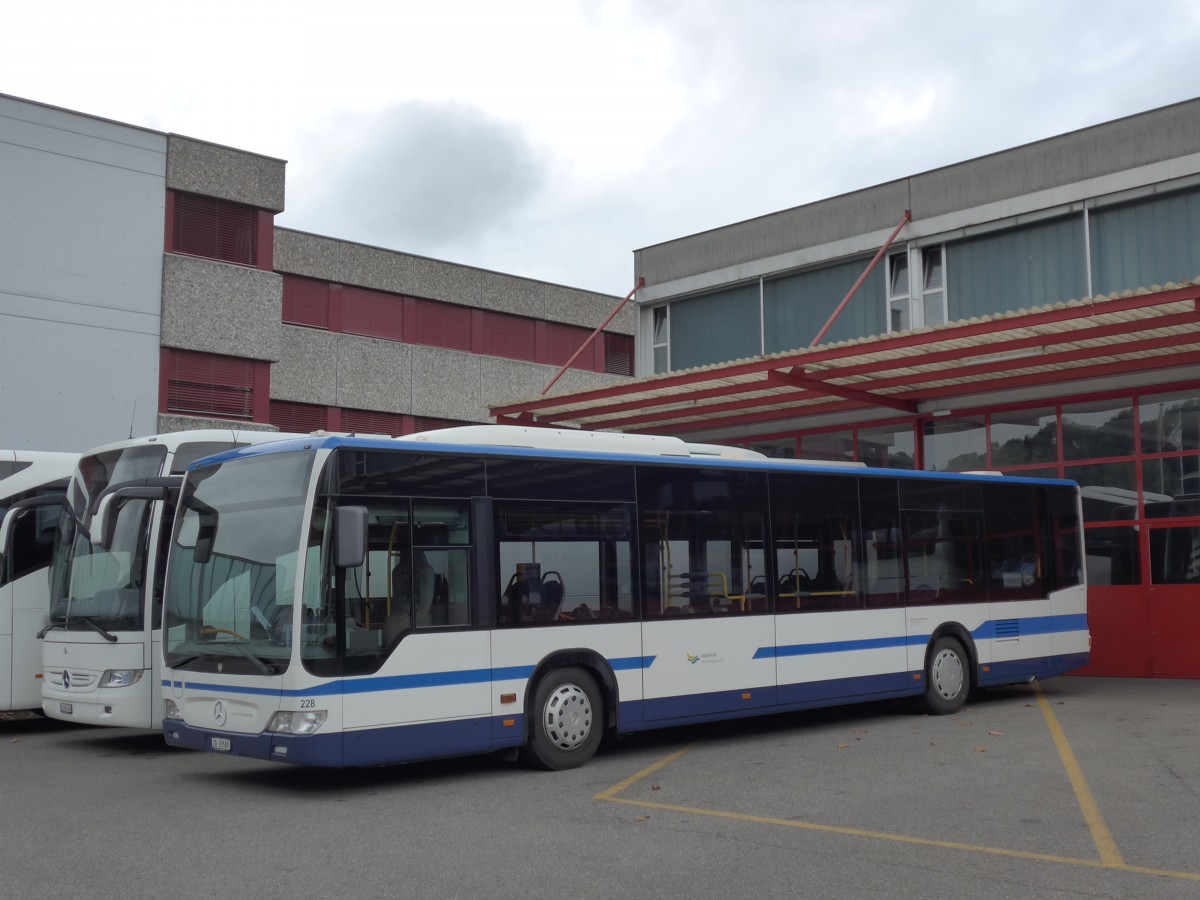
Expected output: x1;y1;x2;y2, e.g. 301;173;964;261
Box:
411;347;484;421
161;254;283;361
272;326;340;405
166;135;286;212
335;335;411;414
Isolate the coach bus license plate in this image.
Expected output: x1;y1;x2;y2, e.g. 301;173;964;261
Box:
211;736;231;752
59;702;72;715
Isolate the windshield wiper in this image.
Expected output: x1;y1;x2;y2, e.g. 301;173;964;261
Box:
37;620;63;639
74;616;119;643
215;640;275;675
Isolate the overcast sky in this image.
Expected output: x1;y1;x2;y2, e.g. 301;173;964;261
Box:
6;1;1199;296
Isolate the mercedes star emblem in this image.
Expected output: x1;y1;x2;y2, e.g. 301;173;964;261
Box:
214;701;227;726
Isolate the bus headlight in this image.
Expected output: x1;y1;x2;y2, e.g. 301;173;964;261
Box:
163;699;183;720
266;710;327;735
99;669;143;688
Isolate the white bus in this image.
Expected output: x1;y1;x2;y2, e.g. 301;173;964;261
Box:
0;451;79;713
40;431;306;728
160;426;1089;769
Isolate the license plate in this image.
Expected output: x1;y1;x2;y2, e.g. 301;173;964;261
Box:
211;736;231;752
59;702;73;715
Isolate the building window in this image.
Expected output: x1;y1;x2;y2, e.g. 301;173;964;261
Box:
281;276;330;329
889;246;946;331
604;333;634;376
164;349;261;421
342;286;403;341
921;247;946;326
652;307;669;373
887;251;914;332
171;192;259;267
269;400;327;433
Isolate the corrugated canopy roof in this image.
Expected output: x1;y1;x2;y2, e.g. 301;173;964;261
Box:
491;281;1200;435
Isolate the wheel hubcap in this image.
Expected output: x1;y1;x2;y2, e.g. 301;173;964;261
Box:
543;683;593;751
931;649;964;700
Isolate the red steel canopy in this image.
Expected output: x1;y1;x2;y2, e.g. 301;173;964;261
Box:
491;281;1200;435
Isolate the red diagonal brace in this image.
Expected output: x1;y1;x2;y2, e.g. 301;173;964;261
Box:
810;210;911;347
541;277;645;396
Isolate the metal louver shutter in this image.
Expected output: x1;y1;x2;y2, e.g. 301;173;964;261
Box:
342;287;403;340
172;193;258;266
340;408;407;436
269;400;327;433
412;300;472;351
544;322;590;367
166;350;255;420
478;311;537;361
282;276;330;328
604;333;634;375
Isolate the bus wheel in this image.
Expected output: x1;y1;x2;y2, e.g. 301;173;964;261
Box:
521;667;603;770
923;636;968;715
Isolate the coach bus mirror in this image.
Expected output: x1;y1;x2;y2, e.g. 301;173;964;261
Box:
0;494;69;562
92;483;177;551
336;506;368;569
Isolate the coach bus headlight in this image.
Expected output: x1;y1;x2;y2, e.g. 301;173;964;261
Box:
99;669;143;688
266;710;327;735
163;699;182;720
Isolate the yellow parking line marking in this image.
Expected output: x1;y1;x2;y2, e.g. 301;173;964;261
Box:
594;695;1200;884
593;745;695;801
1033;682;1125;867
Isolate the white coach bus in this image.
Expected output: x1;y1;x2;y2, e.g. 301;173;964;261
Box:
0;451;79;712
40;431;306;728
160;426;1089;769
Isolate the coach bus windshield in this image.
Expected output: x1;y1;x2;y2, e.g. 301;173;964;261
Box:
47;445;167;632
164;451;314;675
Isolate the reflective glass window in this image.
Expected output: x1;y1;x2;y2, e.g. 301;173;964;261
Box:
922;417;987;472
1084;525;1140;585
1062;399;1134;461
859;425;915;469
1140;390;1200;454
990;409;1057;467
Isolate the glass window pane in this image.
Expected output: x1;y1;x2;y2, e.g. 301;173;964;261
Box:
1143;458;1200;518
652;307;668;344
750;437;796;459
922;417;986;472
800;431;854;463
638;468;766;616
653;345;668;374
1140;390;1200;453
859;425;915;469
771;474;859;612
923;290;946;326
889;253;909;296
990;408;1057;466
1068;461;1137;524
1150;525;1200;583
923;247;943;290
1062;399;1134;461
984;483;1044;602
1085;525;1141;585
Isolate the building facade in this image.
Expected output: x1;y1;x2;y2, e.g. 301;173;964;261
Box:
1;94;634;452
495;98;1200;678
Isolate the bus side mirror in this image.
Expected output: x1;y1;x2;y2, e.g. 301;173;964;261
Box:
92;481;180;551
335;506;368;569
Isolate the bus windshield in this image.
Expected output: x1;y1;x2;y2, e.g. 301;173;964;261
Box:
47;445;167;631
164;451;314;675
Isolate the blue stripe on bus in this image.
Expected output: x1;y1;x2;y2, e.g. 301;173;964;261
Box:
971;613;1088;640
162;654;657;698
755;613;1090;661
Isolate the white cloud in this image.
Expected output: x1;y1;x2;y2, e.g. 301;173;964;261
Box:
4;0;1200;293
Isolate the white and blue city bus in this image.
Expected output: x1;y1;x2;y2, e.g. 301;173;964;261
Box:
160;426;1089;769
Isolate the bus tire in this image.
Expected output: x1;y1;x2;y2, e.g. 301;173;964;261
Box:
520;667;603;770
923;636;968;715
